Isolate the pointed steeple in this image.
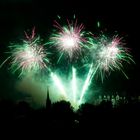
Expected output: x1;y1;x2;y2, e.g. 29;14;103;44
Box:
46;87;51;110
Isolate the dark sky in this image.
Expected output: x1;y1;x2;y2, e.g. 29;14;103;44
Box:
0;0;140;101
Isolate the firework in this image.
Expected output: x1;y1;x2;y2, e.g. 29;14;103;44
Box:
50;19;86;61
95;36;134;80
86;35;134;79
9;30;49;76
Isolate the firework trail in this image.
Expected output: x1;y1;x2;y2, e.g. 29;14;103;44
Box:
72;67;77;103
50;72;67;100
79;63;100;104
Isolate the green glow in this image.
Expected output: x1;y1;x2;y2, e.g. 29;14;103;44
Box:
50;72;67;99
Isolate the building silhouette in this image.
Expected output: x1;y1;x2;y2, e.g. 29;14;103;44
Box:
46;88;51;111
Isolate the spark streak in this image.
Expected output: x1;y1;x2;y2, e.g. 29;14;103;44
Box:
79;63;100;104
72;67;77;103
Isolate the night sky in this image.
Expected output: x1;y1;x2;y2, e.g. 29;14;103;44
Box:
0;0;139;104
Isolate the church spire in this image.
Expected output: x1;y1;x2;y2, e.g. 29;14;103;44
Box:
46;87;51;110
